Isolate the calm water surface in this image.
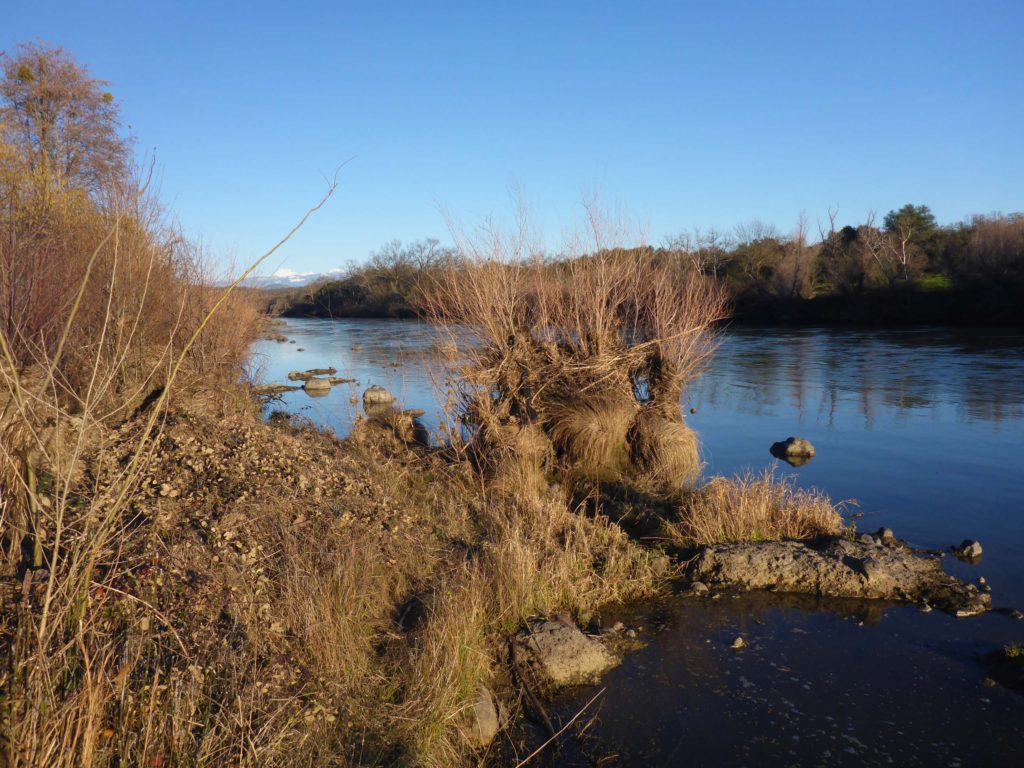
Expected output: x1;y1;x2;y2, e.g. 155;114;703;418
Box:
253;320;1024;766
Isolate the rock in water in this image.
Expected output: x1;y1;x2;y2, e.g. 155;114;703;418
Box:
303;377;332;395
689;537;991;617
770;436;816;465
954;540;983;560
363;385;396;409
516;620;618;687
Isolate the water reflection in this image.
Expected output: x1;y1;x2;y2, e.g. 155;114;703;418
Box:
693;327;1024;428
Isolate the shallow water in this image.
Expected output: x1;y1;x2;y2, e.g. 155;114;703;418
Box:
253;319;1024;764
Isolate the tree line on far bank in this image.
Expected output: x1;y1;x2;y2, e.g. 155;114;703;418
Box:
267;205;1024;325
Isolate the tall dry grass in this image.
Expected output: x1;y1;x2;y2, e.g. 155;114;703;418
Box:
670;470;845;545
0;162;337;766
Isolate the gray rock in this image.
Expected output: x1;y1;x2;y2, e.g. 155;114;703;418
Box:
688;581;710;596
516;620;618;687
689;537;991;617
876;527;895;542
954;540;983;560
303;377;332;394
468;685;501;747
363;385;396;408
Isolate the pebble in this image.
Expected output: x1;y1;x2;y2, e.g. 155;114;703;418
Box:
731;636;746;650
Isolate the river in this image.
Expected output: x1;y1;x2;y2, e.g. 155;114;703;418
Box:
252;319;1024;766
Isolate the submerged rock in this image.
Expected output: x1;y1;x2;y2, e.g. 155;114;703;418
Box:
689;537;991;617
515;620;618;687
770;436;816;466
983;646;1024;692
251;384;301;395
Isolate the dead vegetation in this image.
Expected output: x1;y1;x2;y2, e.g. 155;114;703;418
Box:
670;470;845;545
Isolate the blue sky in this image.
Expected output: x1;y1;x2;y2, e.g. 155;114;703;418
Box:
6;1;1022;275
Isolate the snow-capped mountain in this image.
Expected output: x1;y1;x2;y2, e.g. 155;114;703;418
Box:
240;267;346;290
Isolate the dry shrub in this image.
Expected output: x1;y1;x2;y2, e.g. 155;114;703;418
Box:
423;199;728;500
671;470;844;545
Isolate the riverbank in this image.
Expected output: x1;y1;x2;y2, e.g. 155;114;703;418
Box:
2;392;666;765
6;384;1010;765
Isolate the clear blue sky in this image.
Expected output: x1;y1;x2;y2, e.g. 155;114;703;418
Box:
6;1;1023;274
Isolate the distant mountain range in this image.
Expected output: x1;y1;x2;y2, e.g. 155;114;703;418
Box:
238;267;346;291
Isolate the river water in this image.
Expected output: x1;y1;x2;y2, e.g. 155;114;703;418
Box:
252;320;1024;766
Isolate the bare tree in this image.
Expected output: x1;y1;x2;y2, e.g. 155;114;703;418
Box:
1;41;129;196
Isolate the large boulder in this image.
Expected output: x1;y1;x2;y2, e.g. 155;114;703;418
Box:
689;537;991;617
515;620;618;687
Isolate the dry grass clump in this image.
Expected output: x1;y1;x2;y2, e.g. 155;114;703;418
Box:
627;404;701;491
670;470;845;545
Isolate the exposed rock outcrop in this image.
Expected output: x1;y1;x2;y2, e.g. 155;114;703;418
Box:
689;536;991;617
